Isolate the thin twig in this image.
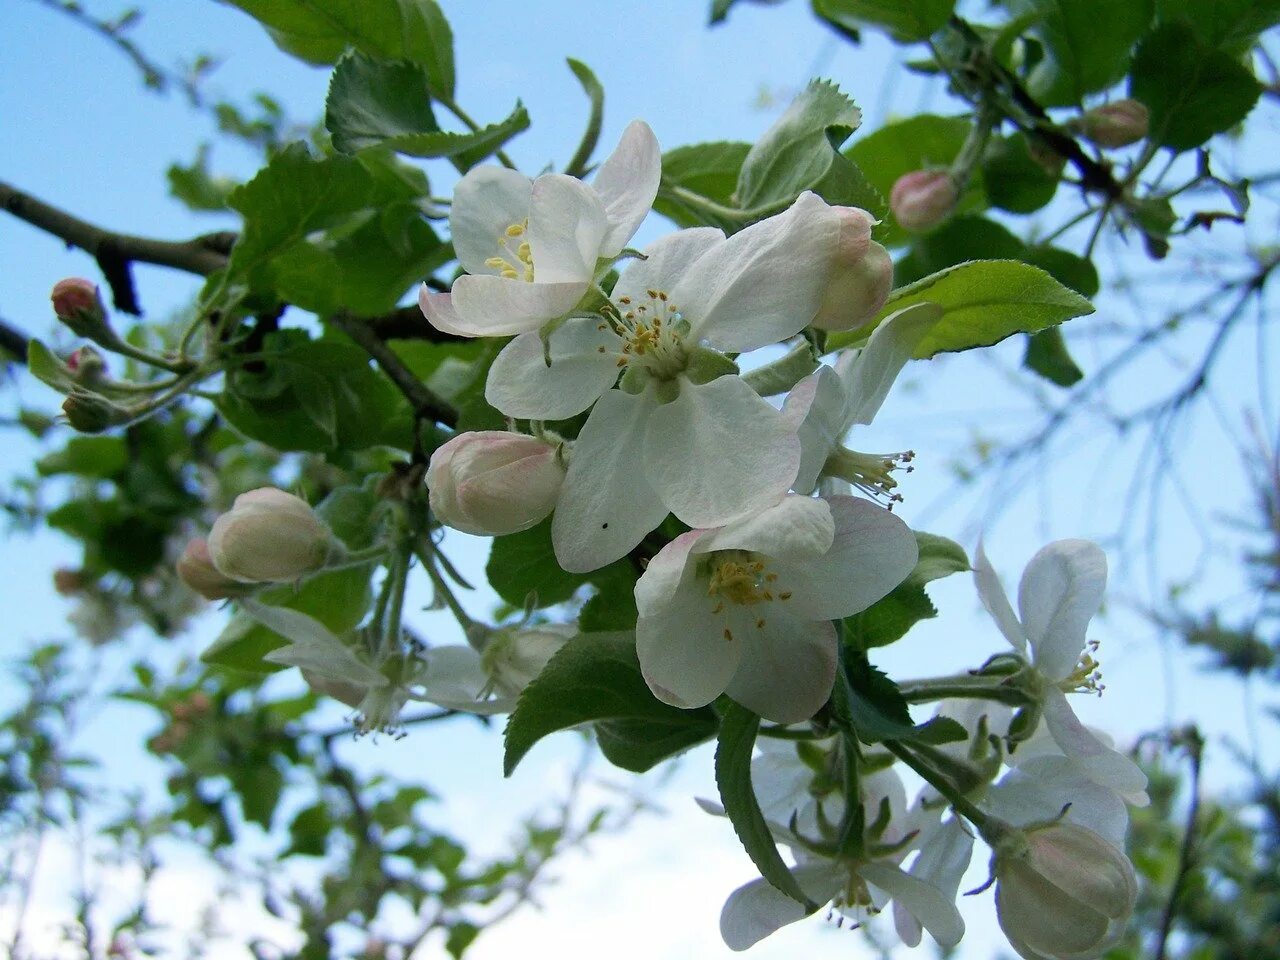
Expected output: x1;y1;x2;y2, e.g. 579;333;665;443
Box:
1153;727;1205;960
328;312;458;427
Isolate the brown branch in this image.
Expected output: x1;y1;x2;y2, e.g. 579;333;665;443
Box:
1154;727;1205;960
364;304;468;342
0;317;29;364
328;311;458;427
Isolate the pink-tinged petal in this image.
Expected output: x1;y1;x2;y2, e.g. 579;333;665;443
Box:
842;302;944;425
450;166;534;276
674;191;841;351
644;375;800;529
780;366;847;495
418;286;473;338
1042;687;1149;804
593;119;662;256
719;865;841;951
451;273;587;336
974;539;1027;655
894;816;973;946
989;756;1129;849
634;529;708;616
637;568;742;710
485;317;619;419
861;861;965;950
772;496;917;620
1018;539;1107;682
725;610;837;724
527;173;608;282
612;227;725;304
696;495;834;560
552;388;668;572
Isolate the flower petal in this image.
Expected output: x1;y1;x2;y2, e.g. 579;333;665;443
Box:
418;287;473;338
644;375;800;529
450;166;534;276
1018;539;1107;682
974;539;1027;655
780;366;847;496
485;317;620;419
842;302;944;425
612;227;725;304
771;496;917;620
989;755;1130;849
634;529;707;615
719;865;839;951
451;273;587;336
861;861;965;950
527;173;608;283
636;564;743;710
893;816;973;947
247;601;387;688
695;495;834;560
552;388;669;572
674;191;840;351
1042;688;1149;804
592;119;662;256
412;645;516;715
725;611;837;724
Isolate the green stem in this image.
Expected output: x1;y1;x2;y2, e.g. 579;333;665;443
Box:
758;724;829;741
414;542;481;643
324;544;389;572
438;95;517;170
107;337;194;375
658;183;792;225
898;674;1032;706
884;739;991;831
379;545;411;661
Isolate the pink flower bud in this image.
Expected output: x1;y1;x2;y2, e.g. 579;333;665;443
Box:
62;391;132;433
890;170;959;233
811;206;894;333
994;821;1137;959
67;345;108;384
427;431;565;537
51;277;114;340
1079;99;1149;149
177;538;253;600
207;488;332;583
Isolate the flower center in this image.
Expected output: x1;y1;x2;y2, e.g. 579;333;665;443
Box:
484;220;535;282
596;289;691;380
822;446;915;510
703;550;794;641
1059;639;1105;696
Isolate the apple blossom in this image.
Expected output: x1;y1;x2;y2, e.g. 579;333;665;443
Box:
810;206;893;333
479;623;573;696
427;430;564;536
635;495;917;723
1077;99;1149;149
418;120;660;337
208;488;333;583
486;191;843;571
782;301;943;499
989;819;1137;960
176;537;253;600
889;170;958;232
974;539;1149;804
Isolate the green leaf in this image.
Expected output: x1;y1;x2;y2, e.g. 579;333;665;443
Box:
578;563;639;633
26;340;76;393
1024;326;1083;387
1021;245;1099;298
910;531;970;583
715;701;815;908
843;652;914;740
564;58;604;178
812;0;954;42
655;140;751;230
1130;22;1264;151
503;632;717;774
167;145;236;211
1008;0;1153;106
895;216;1026;287
384;101;528;166
221;0;455;98
201;566;374;673
595;716;714;772
1155;0;1280;50
445;923;480;960
844;532;967;649
36;437;128;478
709;0;740;23
981;134;1057;213
828;259;1094;355
325;51;439;154
736;80;863;211
486;518;635;611
846;114;985;246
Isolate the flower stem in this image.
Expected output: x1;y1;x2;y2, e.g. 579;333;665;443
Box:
414;542;481;644
437;95;517;170
884;739;991;832
898;674;1032;706
658;183;792;225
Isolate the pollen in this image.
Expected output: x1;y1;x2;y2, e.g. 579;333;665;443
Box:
1061;639;1106;696
597;290;691;380
824;446;916;510
488;219;535;282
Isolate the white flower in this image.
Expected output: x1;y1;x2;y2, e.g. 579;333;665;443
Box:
718;767;964;951
635;495;917;723
427;430;564;536
974;539;1148;804
419;120;661;337
781;300;943;499
208;488;333;583
486;192;843;571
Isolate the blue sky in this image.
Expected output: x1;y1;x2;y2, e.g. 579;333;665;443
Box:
2;1;1277;958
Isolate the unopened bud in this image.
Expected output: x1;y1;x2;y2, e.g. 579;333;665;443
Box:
1077;100;1149;149
67;346;108;385
481;624;573;695
62;390;134;433
51;278;114;341
992;821;1136;960
427;431;565;537
890;170;958;233
207;488;332;583
177;537;254;599
812;206;893;333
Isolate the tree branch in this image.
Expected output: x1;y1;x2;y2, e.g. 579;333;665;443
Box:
1154;727;1205;960
328;312;458;427
0;317;29;364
